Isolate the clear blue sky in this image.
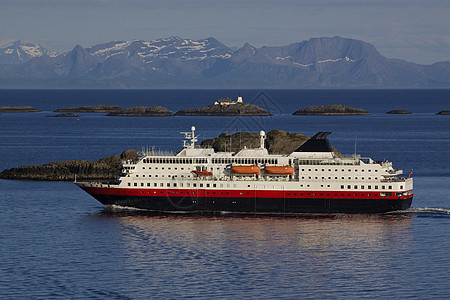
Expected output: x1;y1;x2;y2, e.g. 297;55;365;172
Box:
1;0;449;64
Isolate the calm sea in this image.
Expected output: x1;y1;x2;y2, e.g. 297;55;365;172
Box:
0;89;449;299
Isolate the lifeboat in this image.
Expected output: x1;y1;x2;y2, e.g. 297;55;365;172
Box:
264;165;294;175
191;170;213;176
231;165;260;175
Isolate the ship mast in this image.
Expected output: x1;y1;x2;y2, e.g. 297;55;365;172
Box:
181;126;198;149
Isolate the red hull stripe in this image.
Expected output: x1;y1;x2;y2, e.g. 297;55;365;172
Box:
82;186;413;200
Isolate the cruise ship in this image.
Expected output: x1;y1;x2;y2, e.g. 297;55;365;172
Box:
76;127;413;214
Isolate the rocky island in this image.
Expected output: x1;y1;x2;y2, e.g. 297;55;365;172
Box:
48;113;80;117
107;106;173;116
175;94;271;116
293;104;370;115
0;106;41;112
387;110;412;114
0;149;138;181
436;110;450;115
54;105;122;113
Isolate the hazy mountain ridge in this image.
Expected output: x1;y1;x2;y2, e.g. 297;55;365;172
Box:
0;40;58;65
0;36;449;88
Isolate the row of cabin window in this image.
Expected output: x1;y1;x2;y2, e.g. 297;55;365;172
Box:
340;184;402;190
302;176;378;180
142;158;208;164
298;160;358;166
302;168;378;172
212;158;279;165
128;182;238;188
142;157;280;165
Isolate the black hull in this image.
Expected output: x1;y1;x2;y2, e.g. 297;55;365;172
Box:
90;193;413;214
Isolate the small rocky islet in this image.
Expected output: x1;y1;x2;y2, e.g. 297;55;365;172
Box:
293;104;370;115
387;110;412;114
0;106;41;112
54;105;173;116
107;106;173;116
48;113;80;117
175;102;271;116
54;105;122;113
436;110;450;115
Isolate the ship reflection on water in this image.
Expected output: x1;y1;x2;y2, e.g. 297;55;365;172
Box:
95;211;414;297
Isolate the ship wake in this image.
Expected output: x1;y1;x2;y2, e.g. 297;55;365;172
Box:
388;207;450;217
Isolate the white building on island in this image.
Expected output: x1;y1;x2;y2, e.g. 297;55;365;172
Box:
214;93;244;106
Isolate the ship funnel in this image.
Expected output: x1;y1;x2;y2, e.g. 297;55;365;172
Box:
259;130;266;149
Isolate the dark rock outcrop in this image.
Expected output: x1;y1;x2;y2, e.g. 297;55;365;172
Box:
436;110;450;115
0;106;41;112
0;149;138;181
107;106;173;116
175;102;271;116
202;130;341;155
48;113;80;117
54;105;122;113
293;104;370;115
201;130;309;154
387;110;412;114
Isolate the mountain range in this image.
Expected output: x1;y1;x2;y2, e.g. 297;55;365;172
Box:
0;36;449;88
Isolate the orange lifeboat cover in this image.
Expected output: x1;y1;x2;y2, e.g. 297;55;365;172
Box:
231;165;261;175
264;165;294;175
191;170;213;176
